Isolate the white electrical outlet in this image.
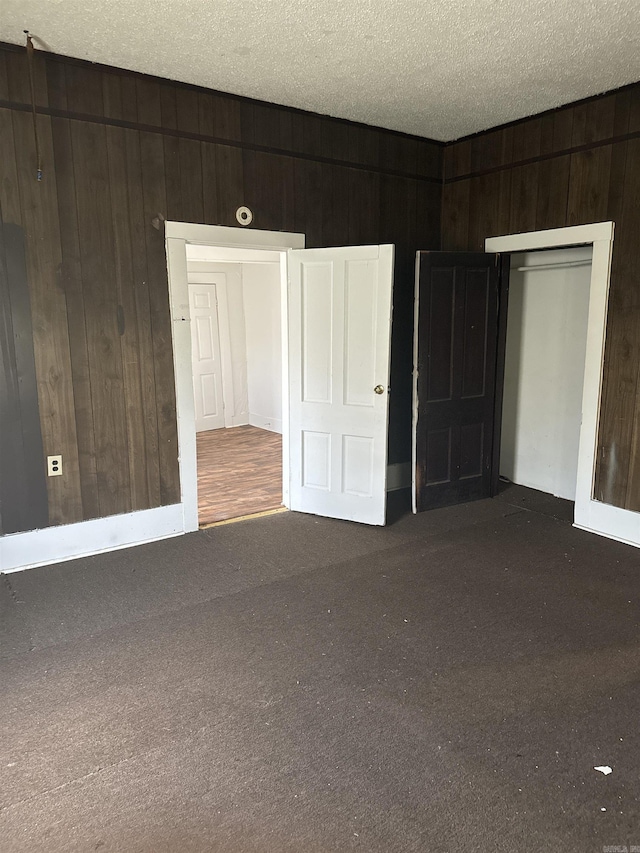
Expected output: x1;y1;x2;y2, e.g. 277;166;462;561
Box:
47;455;62;477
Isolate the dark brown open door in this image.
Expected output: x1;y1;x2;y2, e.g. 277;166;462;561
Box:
413;251;509;513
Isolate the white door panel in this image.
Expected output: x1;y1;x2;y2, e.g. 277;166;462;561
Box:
189;283;225;431
288;245;394;525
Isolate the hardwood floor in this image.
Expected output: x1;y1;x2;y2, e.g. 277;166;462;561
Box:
196;425;283;525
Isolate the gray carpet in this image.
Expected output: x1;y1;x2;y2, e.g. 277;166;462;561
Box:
1;486;639;852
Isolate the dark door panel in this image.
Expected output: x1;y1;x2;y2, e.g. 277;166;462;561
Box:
413;251;507;512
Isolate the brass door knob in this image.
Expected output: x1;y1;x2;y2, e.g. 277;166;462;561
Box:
374;385;385;395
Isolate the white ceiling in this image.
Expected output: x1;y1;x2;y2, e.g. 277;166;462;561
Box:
3;0;640;141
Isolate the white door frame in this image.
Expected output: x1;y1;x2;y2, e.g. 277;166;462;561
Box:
165;222;305;532
486;222;640;549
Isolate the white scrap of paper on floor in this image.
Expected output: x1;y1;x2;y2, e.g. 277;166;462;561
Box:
594;766;612;775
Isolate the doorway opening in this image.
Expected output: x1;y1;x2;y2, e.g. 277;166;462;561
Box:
165;223;305;534
499;245;593;506
185;244;285;525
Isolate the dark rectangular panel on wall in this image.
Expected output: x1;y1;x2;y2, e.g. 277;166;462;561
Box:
535;155;570;230
105;122;152;513
0;223;48;534
596;135;640;508
138;131;181;506
215;144;244;227
293;158;323;247
51;114;100;520
123;126;162;508
441;81;640;513
620;138;640;510
70;119;132;518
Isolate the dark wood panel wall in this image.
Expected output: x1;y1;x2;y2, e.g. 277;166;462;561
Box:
441;83;640;511
0;222;48;534
0;43;443;533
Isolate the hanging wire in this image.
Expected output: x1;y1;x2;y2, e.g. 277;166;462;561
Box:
24;30;43;181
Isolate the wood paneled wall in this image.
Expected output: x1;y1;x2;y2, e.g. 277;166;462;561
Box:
0;43;443;533
442;83;640;510
0;222;48;534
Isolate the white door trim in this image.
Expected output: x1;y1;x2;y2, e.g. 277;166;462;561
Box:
486;222;640;549
165;222;305;532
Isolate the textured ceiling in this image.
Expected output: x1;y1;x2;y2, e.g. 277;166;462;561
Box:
2;0;640;141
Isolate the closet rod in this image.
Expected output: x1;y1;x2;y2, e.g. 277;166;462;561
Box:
515;260;592;272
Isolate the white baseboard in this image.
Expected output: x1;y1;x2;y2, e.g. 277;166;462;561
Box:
249;414;283;434
573;499;640;549
0;504;185;574
387;461;411;492
573;523;640;549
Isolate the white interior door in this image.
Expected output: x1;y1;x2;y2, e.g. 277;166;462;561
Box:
188;283;225;432
287;244;394;525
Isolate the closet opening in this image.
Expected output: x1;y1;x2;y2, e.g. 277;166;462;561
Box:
498;245;593;510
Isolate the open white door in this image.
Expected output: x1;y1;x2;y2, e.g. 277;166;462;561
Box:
287;244;394;525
